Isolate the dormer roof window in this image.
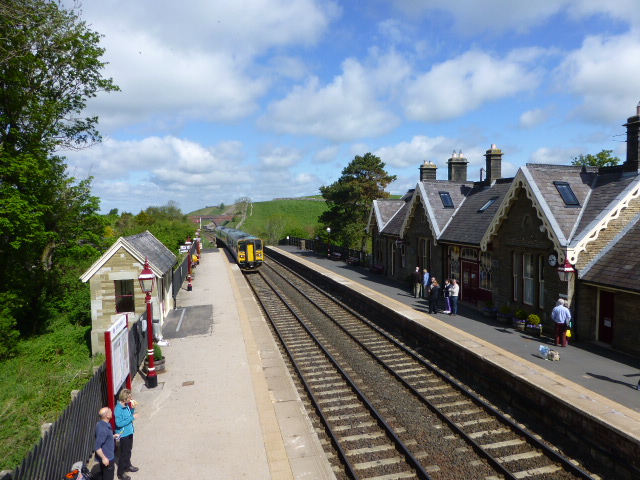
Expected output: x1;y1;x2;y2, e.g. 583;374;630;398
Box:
439;191;454;208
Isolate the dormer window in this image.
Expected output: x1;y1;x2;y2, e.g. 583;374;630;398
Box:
477;196;498;212
554;181;579;206
439;191;454;208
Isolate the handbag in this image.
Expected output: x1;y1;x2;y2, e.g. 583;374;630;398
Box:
566;329;571;338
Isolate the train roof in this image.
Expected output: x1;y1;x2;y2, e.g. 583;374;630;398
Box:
215;225;261;241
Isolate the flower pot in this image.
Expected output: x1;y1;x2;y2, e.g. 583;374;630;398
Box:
144;357;166;373
512;319;526;331
483;309;497;318
525;324;542;337
496;313;511;323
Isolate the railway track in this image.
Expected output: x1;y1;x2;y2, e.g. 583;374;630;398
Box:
247;258;597;480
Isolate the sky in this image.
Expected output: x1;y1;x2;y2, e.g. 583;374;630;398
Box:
61;0;640;215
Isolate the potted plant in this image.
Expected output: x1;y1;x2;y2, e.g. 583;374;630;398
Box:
513;309;528;331
144;343;165;373
496;305;512;323
526;314;542;337
482;300;497;318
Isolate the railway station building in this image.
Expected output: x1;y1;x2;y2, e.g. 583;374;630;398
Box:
369;102;640;357
80;230;176;355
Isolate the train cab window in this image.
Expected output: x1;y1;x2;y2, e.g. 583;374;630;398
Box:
255;239;263;250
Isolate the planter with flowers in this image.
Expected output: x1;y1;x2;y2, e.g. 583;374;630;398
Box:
512;309;528;331
144;343;165;373
496;305;512;323
525;314;542;337
482;300;498;318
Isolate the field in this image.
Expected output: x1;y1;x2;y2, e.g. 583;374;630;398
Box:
212;197;329;244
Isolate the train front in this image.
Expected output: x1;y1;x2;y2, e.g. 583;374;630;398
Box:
238;237;264;271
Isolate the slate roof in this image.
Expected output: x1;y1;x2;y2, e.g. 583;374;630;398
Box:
381;198;412;236
438;178;513;245
580;214;640;293
371;199;406;233
416;180;473;236
124;231;177;274
522;164;597;242
80;230;177;282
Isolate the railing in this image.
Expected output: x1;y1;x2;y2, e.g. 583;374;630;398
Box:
4;323;148;480
172;242;198;309
280;236;373;267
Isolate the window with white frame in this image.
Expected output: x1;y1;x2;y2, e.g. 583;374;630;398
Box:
400;243;406;268
115;279;135;313
448;246;460;281
538;255;545;308
523;253;534;305
479;251;493;290
419;238;428;270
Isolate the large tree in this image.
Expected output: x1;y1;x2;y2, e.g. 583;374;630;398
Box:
0;0;118;347
319;153;396;250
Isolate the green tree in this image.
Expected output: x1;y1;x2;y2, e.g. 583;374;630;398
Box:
0;0;118;350
319;153;396;250
571;149;621;168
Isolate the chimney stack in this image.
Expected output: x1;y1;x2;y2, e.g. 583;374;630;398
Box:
484;144;502;182
447;150;468;182
623;102;640;173
419;160;437;181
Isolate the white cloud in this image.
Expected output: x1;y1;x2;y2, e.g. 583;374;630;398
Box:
259;52;410;142
519;107;554;129
374;135;452;168
403;49;543;122
258;146;304;169
555;32;640;122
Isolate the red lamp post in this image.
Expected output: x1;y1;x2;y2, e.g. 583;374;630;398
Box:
326;227;331;259
138;258;157;388
557;258;576;282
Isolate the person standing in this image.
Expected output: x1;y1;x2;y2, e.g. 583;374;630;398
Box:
449;279;460;316
115;388;140;480
412;267;422;298
551;298;571;347
95;407;117;480
442;279;452;313
422;269;430;298
428;278;440;314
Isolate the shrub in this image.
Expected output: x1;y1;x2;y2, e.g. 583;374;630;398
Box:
153;344;164;361
527;314;541;325
484;300;495;310
515;309;528;320
499;305;512;315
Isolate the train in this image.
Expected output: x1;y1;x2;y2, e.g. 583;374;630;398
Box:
214;225;264;271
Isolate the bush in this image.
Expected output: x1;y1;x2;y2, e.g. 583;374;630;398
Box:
515;309;528;320
499;305;512;315
153;343;164;361
483;300;496;311
527;314;541;325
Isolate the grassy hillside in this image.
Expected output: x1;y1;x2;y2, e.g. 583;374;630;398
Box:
221;198;328;244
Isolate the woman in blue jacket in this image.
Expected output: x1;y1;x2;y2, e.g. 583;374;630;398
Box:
115;388;139;480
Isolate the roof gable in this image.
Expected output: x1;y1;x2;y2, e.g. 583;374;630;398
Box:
80;230;176;283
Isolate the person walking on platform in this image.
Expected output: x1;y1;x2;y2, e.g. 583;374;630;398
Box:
422;269;430;298
95;407;117;480
449;279;460;316
552;298;571;347
412;267;422;298
428;278;440;314
115;388;140;480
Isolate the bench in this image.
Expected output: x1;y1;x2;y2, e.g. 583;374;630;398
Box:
370;263;384;274
331;252;343;261
346;256;360;266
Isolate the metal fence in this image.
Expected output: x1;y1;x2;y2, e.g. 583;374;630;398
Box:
172;242;198;309
4;323;149;480
281;236;373;266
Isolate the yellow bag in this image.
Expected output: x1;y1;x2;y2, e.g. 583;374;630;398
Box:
566;329;571;338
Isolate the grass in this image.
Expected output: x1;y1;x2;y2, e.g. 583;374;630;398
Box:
224;198;328;242
0;323;101;471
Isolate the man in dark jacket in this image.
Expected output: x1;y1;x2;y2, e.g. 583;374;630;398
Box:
412;266;422;298
95;407;117;480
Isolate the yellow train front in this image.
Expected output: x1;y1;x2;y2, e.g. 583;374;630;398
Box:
214;225;264;271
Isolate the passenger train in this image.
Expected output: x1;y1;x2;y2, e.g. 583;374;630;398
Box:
214;225;264;271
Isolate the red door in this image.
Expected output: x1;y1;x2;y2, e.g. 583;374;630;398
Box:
598;290;614;343
461;261;479;304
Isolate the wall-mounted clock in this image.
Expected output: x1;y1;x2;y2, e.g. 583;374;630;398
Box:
548;254;557;266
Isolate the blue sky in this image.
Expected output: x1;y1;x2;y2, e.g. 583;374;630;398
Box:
62;0;640;214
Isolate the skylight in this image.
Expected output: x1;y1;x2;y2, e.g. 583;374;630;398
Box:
478;196;498;212
554;181;579;206
439;191;454;208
